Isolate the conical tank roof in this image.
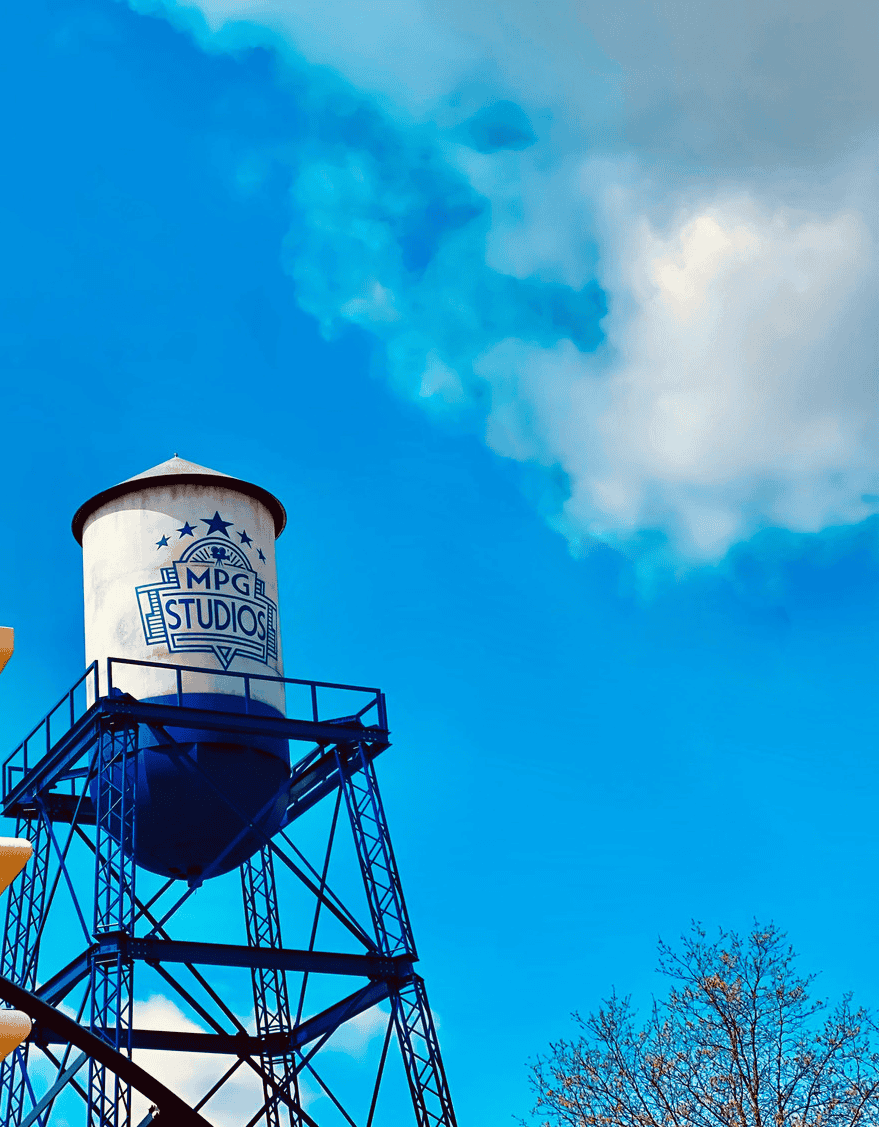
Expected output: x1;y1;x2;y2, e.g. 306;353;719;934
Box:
71;454;286;543
124;454;230;483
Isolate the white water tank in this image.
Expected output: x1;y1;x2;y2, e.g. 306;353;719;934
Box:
73;454;286;706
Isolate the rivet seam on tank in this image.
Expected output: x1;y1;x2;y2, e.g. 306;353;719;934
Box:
136;510;277;671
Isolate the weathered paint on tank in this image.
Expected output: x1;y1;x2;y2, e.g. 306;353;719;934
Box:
77;458;285;709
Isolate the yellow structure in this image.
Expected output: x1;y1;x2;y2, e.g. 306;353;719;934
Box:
0;626;12;676
0;1011;31;1063
0;627;33;1062
0;838;32;895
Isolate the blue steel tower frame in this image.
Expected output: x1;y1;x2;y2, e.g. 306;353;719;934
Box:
0;658;457;1127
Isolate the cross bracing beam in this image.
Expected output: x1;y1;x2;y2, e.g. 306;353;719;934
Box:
15;791;98;825
31;936;408;1011
31;980;393;1056
284;741;386;824
36;949;93;1006
100;935;414;979
18;1050;89;1127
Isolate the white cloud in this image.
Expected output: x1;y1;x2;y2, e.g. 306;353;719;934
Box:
478;184;878;558
128;994;389;1122
124;0;879;561
130;994;266;1127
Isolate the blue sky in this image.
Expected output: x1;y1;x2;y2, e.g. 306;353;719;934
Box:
1;0;878;1123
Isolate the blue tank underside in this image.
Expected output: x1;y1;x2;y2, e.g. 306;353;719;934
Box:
137;692;287;756
98;692;291;880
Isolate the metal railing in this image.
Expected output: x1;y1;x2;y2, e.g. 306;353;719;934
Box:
106;657;386;727
2;663;99;798
2;659;387;801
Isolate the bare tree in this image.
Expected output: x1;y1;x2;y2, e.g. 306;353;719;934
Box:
527;922;879;1127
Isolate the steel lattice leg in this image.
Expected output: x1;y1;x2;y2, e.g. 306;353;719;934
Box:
89;719;137;1127
394;977;456;1127
336;742;456;1127
0;812;50;1125
242;845;299;1127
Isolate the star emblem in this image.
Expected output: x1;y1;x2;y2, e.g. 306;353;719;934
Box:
201;511;233;538
257;548;266;562
156;535;169;549
238;529;253;546
178;521;196;538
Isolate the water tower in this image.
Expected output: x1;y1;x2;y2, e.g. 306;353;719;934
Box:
0;456;456;1127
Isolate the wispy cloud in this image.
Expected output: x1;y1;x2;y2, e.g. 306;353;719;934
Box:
125;0;878;562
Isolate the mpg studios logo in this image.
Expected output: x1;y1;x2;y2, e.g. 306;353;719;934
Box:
136;524;278;671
